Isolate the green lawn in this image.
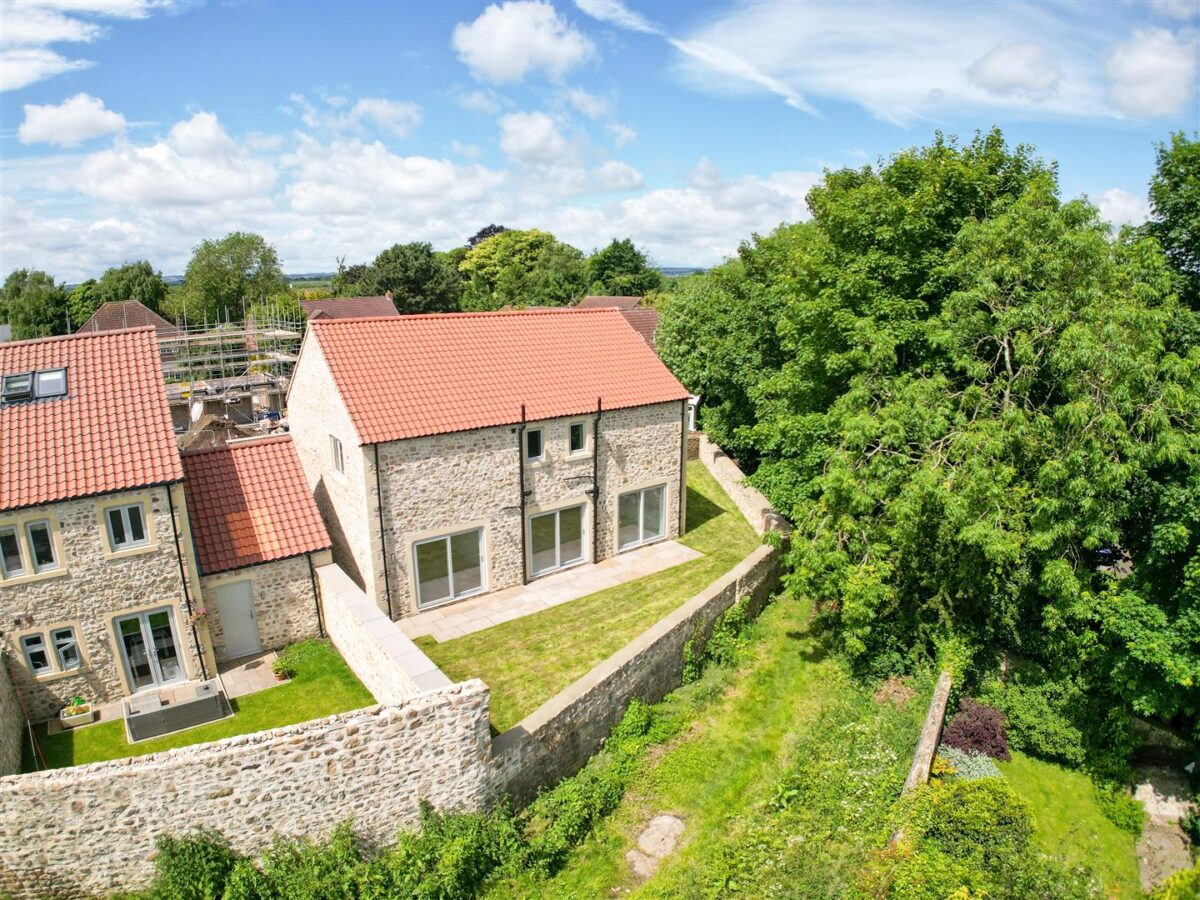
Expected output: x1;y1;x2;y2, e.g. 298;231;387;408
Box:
21;639;375;771
1000;752;1142;897
415;460;761;732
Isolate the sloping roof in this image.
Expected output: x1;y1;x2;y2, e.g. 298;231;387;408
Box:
300;296;399;319
308;308;689;444
620;308;660;348
0;328;183;511
181;436;330;575
577;295;643;310
77;300;181;339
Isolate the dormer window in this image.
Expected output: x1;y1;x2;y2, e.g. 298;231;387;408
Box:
1;367;67;404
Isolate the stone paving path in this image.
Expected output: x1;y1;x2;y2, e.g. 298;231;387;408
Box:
625;814;686;881
1135;764;1196;892
399;540;702;643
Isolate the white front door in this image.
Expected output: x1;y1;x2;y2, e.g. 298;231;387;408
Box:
214;581;261;659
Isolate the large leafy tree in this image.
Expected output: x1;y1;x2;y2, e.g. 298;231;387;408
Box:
96;260;170;312
67;278;100;328
467;224;508;248
585;238;663;296
2;269;70;339
348;242;462;313
459;228;586;310
1146;131;1199;309
181;232;286;323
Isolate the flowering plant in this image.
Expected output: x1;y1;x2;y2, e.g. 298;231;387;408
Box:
190;607;209;624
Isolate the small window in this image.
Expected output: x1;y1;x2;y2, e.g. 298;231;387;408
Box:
525;428;544;462
331;435;345;475
569;421;586;455
0;526;25;577
106;504;148;551
2;372;33;403
24;520;57;571
21;634;51;676
51;627;81;671
34;368;67;398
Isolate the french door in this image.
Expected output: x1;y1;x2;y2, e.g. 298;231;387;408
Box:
617;485;665;550
528;505;586;576
116;607;185;691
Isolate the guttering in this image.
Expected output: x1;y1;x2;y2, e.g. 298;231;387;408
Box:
166;484;208;681
591;397;602;564
373;444;394;619
517;404;529;585
679;398;688;535
307;552;324;637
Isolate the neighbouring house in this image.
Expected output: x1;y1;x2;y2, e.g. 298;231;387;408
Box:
300;295;400;320
180;436;332;662
76;300;182;340
575;295;659;347
287;309;691;620
0;329;211;722
576;295;643;310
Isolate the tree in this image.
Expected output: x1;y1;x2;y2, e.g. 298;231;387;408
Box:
459;229;586;310
355;242;462;313
96;260;169;312
1146;131;1200;308
331;259;369;297
67;278;100;328
2;269;69;339
467;224;508;248
586;238;663;296
181;232;286;323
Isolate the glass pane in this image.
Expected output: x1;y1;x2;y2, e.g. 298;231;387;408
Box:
108;508;127;547
119;618;155;689
128;506;146;543
618;492;641;548
530;513;558;575
416;539;451;606
0;528;23;575
526;429;543;460
450;531;482;595
52;628;80;670
35;369;65;397
27;522;55;569
570;423;585;452
22;636;50;673
148;611;181;683
560;506;583;564
643;487;664;540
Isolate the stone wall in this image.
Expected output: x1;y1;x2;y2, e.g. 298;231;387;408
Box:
318;564;451;702
492;542;779;804
901;670;953;795
201;553;323;662
0;655;20;776
696;433;785;536
0;680;493;898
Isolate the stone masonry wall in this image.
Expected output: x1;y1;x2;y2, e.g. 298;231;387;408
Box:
696;433;784;536
0;654;20;776
0;680;492;898
0;486;204;722
201;554;322;662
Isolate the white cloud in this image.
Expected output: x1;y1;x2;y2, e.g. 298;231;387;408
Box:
565;86;610;119
592;159;642;190
608;122;636;146
457;88;503;114
1106;28;1198;117
967;42;1061;98
0;47;90;90
453;0;595;84
498;110;571;163
0;4;103;47
348;98;422;138
19;92;125;145
1097;187;1150;228
1147;0;1200;20
287;93;422;138
574;0;659;34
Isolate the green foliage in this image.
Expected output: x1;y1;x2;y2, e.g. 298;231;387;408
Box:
683;596;754;683
2;268;69;338
585;238;663;297
68;278;100;328
337;242;462;313
270;639;327;679
246;291;304;324
458;228;585;310
937;744;1002;781
181;232;287;323
222;823;366;899
1146;131;1200;309
1150;862;1200;899
97;260;169;312
151;829;237;900
1181;808;1200;844
1093;784;1145;838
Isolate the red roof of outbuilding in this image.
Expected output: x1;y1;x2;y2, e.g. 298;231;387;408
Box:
181;436;330;575
306;308;689;445
620;308;660;347
577;295;642;310
300;296;399;319
77;300;180;339
0;328;182;512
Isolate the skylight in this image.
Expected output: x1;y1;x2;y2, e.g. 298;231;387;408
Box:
1;368;68;404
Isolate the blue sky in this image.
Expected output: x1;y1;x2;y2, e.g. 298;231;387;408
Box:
1;0;1197;279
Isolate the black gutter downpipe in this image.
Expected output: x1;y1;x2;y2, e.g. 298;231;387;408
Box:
591;397;602;564
679;398;688;536
166;484;208;681
373;444;394;620
517;404;529;585
307;552;324;637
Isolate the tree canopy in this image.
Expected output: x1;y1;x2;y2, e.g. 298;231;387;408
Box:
96;260;170;312
586;238;663;297
2;269;70;340
459;228;586;311
335;242;462;313
467;224;508;248
1146;131;1199;309
180;231;286;323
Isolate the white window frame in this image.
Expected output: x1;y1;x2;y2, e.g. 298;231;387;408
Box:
330;435;345;475
20;634;52;676
114;606;186;693
412;527;486;610
0;524;26;577
34;367;67;398
524;427;545;463
51;626;82;671
105;503;149;552
527;503;588;577
617;484;667;551
567;420;588;457
24;519;58;572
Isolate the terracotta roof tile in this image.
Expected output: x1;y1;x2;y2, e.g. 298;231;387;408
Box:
307;308;689;444
300;296;399;319
181;435;330;575
577;295;642;309
620;308;660;347
77;300;181;339
0;328;183;511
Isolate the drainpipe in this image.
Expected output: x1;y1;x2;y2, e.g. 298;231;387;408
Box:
373;444;394;620
591;397;602;563
307;552;324;637
679;399;688;536
517;404;530;585
166;484;208;681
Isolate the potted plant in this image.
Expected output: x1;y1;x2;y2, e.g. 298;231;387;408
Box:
60;696;94;728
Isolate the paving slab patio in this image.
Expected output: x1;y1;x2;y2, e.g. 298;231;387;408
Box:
399;539;703;643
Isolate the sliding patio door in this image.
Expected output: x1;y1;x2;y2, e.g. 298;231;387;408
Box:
617;485;665;550
528;505;585;577
414;528;485;609
116;608;185;691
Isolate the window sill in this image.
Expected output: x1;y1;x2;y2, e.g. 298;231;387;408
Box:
102;542;158;562
28;665;90;684
0;566;69;588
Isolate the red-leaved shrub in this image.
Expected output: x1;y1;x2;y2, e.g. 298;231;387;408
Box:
942;699;1010;761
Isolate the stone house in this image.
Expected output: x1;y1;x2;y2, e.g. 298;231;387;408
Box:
180;436;332;662
288;309;691;620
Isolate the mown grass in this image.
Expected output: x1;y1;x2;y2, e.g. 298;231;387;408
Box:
416;460;760;731
21;639;374;771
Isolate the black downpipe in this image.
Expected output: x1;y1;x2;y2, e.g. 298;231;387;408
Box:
517;404;529;585
307;552;324;637
373;444;394;619
679;398;688;535
166;484;208;681
591;397;602;564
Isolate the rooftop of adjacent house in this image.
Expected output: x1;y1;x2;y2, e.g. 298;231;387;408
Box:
620;308;660;347
577;295;643;310
180;435;330;575
300;295;399;319
76;300;181;339
0;328;182;512
306;308;690;444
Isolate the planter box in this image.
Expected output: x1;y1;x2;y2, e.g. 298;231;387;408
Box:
60;707;95;729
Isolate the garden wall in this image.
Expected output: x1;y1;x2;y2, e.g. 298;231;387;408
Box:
696;433;787;536
0;656;20;776
0;679;492;898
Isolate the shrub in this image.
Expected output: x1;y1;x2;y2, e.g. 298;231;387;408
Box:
942;698;1010;761
937;744;1002;781
271;639;326;678
151;829;238;900
910;778;1031;862
1091;785;1145;837
223;823;366;899
681;596;755;684
1151;862;1200;899
978;678;1084;766
1181;808;1200;845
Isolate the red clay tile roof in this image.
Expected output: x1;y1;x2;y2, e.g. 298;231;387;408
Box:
181;436;330;575
577;295;642;310
620;308;660;347
307;308;689;444
0;328;183;511
300;296;399;319
77;300;181;339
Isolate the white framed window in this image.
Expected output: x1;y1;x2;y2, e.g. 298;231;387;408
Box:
51;626;82;671
617;485;666;550
529;504;586;576
34;368;67;398
568;421;587;456
24;520;57;571
330;435;345;475
0;517;62;579
0;525;25;577
525;428;544;462
21;634;52;676
413;528;485;609
105;504;148;551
